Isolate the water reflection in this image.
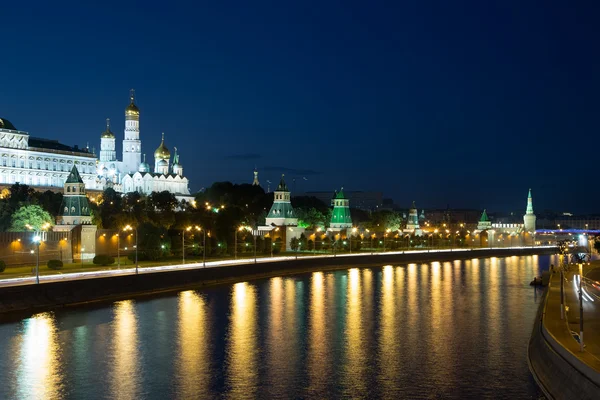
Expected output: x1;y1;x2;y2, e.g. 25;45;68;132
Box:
0;255;547;399
110;300;140;400
16;312;63;399
378;265;398;396
177;291;209;399
225;282;258;399
344;268;367;397
308;272;327;396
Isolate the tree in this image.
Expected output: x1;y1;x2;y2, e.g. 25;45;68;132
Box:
290;237;299;251
9;205;53;231
296;208;327;229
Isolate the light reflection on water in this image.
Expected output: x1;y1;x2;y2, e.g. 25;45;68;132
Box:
0;255;554;399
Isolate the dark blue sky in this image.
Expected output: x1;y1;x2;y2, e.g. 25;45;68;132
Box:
1;1;599;213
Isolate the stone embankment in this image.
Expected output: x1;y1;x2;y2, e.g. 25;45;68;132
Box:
0;247;553;315
528;269;600;399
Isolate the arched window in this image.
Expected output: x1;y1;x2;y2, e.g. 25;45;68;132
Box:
67;186;70;193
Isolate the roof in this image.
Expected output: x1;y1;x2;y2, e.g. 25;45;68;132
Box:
335;188;348;200
65;166;84;184
101;118;115;139
276;174;289;192
0;118;17;131
29;137;92;154
480;209;490;222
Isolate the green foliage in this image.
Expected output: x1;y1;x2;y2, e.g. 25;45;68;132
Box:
93;255;115;266
296;208;327;230
290;237;299;251
9;205;53;231
0;260;5;272
47;259;63;270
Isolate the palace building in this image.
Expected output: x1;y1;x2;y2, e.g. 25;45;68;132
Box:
0;90;193;202
0;118;99;191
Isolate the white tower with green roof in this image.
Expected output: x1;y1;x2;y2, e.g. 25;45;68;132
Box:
266;175;298;226
330;188;352;229
523;188;536;232
477;209;492;231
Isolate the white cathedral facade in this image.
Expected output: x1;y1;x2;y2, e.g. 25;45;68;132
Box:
96;90;192;201
0;90;192;202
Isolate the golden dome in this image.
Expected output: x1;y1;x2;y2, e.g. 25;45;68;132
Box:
125;89;140;116
101;118;115;138
154;133;170;159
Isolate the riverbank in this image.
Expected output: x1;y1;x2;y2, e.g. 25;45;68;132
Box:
0;247;554;315
528;266;600;399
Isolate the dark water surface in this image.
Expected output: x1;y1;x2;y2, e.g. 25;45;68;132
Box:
0;255;552;399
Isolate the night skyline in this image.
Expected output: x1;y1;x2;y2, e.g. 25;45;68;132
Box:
2;1;599;213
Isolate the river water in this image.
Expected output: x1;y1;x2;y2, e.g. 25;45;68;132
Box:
0;255;552;399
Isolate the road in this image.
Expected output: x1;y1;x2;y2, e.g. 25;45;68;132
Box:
0;246;553;288
562;266;600;360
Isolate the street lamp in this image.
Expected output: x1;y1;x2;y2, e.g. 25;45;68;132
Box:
33;235;41;284
115;233;120;268
384;228;391;252
124;225;138;274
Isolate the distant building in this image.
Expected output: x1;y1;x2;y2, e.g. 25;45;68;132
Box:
523;188;536;232
404;201;423;235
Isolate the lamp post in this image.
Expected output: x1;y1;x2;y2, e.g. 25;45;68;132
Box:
33;235;41;284
116;233;120;268
124;225;138;274
202;228;206;267
81;246;85;266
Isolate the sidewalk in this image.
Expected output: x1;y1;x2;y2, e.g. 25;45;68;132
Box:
543;267;600;375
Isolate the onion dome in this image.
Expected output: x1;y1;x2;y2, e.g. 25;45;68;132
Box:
138;154;150;172
125;89;140;117
154;133;170;159
101;118;115;138
0;118;17;131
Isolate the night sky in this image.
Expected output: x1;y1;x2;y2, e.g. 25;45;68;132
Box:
1;1;599;213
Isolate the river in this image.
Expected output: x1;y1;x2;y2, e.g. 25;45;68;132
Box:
0;254;553;399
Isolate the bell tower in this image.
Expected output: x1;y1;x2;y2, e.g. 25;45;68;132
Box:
122;89;142;174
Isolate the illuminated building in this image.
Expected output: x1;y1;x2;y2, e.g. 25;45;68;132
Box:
97;90;192;202
329;188;352;229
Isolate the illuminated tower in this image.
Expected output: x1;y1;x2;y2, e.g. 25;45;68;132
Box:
99;118;116;162
330;188;352;229
252;167;260;186
523;188;536;232
122;89;142;174
266;174;297;226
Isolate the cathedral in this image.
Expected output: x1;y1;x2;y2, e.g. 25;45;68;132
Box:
96;90;192;202
0;90;193;202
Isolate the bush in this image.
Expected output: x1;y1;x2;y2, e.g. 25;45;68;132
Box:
0;260;5;273
93;255;115;266
47;259;63;270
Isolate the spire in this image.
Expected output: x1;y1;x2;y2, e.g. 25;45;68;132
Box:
106;118;110;131
480;209;490;222
66;165;84;184
130;88;135;104
526;188;534;215
143;154;146;163
173;147;179;165
412;200;416;209
276;174;289;192
252;166;260;186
